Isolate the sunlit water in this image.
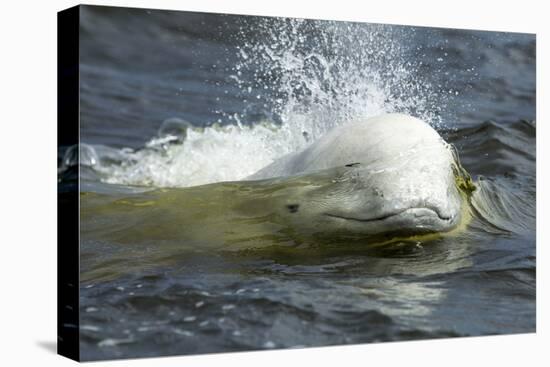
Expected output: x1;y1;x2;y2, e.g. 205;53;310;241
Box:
58;6;535;361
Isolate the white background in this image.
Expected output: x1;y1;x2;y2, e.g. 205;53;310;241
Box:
0;0;546;365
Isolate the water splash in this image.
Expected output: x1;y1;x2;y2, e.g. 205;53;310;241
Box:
77;17;445;188
224;18;442;129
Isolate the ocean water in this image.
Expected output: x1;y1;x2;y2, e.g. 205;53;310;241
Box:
58;5;535;361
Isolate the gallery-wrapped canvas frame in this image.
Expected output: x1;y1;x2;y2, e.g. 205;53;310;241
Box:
58;4;535;362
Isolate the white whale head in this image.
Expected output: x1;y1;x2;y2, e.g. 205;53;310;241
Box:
251;114;474;241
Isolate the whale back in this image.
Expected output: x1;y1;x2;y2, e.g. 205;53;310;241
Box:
249;113;452;180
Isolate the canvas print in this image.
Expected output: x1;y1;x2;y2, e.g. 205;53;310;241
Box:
57;5;536;361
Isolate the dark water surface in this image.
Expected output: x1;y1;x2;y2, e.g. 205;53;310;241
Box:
60;5;535;361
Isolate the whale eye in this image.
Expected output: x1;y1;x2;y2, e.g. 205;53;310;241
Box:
286;204;300;213
345;162;360;167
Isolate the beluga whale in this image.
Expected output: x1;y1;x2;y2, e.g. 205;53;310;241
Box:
80;113;475;254
247;113;475;243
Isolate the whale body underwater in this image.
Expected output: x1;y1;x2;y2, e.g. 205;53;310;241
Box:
81;113;476;250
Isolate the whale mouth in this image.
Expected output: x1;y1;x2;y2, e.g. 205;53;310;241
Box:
324;207;453;223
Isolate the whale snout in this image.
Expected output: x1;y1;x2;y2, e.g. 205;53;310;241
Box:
326;206;453;223
366;206;459;232
321;184;463;237
325;204;460;235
